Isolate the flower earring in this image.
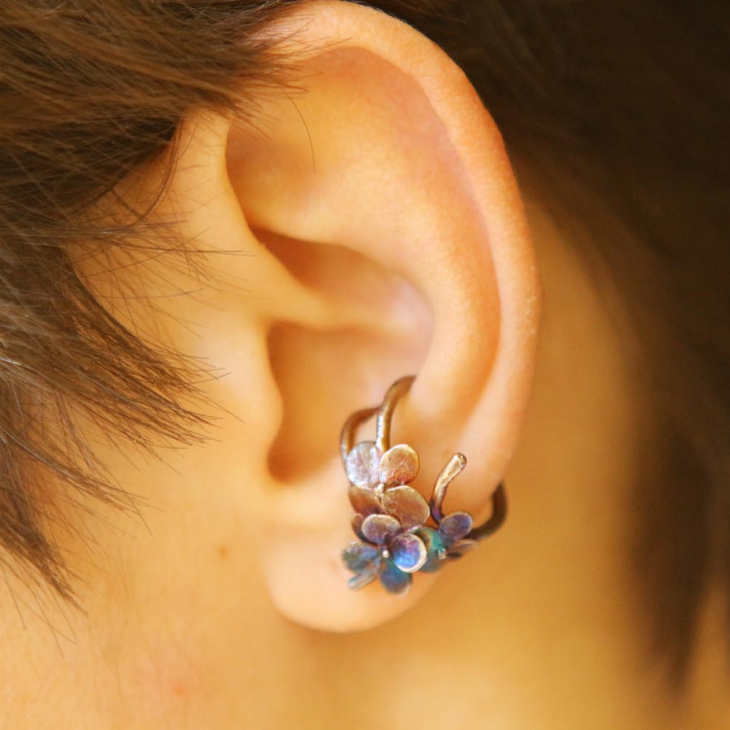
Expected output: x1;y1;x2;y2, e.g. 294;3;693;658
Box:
340;375;507;596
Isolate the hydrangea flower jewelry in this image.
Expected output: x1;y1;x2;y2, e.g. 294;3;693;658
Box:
341;375;507;596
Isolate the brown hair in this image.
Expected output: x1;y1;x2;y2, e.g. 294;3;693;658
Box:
1;0;728;683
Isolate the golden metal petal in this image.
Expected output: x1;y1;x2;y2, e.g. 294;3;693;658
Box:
381;485;430;530
379;444;420;486
348;485;381;516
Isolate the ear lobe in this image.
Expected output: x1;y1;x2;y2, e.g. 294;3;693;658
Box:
156;0;540;631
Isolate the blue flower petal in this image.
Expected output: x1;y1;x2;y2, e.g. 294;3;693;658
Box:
349;572;377;590
439;511;474;547
342;542;381;574
391;533;428;573
379;558;412;595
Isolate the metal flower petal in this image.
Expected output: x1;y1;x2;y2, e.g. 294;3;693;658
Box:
348;484;381;517
446;539;479;559
348;572;378;590
438;511;474;546
416;526;447;573
345;441;382;487
379;558;412;595
361;514;401;544
342;542;381;574
379;444;419;487
381;485;430;530
390;533;428;573
351;514;366;540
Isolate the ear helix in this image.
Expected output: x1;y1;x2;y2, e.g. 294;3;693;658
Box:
340;375;507;596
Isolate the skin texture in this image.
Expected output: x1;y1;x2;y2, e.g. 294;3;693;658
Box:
0;2;727;727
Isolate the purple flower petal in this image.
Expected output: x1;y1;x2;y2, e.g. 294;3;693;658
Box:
362;514;401;544
381;485;430;530
439;511;474;546
345;441;381;487
379;444;419;487
390;533;428;573
348;485;381;516
379;559;412;596
446;539;479;559
342;542;381;574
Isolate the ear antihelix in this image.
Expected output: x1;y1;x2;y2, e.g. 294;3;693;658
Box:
341;375;507;596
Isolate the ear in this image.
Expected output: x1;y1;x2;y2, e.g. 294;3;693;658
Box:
153;0;540;631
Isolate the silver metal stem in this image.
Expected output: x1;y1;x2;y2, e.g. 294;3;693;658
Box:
374;375;415;453
430;453;467;522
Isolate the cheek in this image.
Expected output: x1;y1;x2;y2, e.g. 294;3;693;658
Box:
118;640;205;719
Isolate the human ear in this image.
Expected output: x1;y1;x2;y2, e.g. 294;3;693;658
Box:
138;0;540;631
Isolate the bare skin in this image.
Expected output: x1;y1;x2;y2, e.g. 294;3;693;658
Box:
0;201;725;729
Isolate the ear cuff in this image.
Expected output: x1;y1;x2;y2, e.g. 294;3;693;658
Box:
340;375;507;596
